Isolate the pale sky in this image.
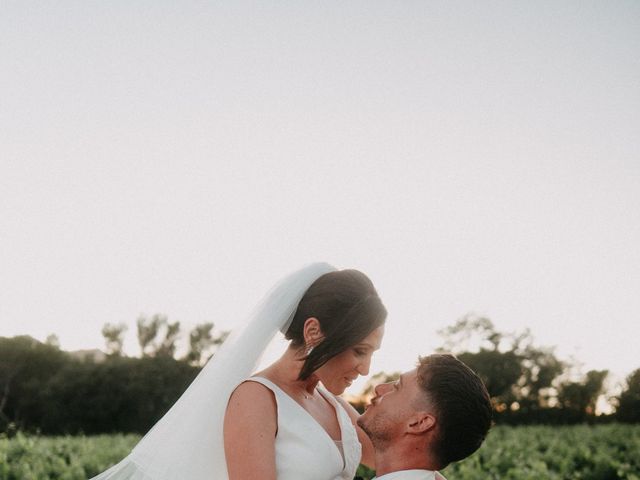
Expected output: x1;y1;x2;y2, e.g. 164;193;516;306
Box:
1;1;639;395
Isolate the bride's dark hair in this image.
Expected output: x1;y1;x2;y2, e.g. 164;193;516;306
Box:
284;269;387;380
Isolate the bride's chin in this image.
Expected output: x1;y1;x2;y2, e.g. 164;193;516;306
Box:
326;382;348;395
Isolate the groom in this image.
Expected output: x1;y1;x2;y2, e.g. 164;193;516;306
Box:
357;354;492;480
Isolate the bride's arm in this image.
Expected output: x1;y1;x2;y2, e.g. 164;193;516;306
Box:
335;397;375;469
224;382;278;480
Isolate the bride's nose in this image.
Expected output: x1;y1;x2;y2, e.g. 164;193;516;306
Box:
357;354;372;376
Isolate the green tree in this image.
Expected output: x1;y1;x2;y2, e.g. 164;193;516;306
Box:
517;345;564;409
457;349;522;401
137;315;186;358
136;314;166;357
438;314;503;352
558;369;608;420
438;315;521;409
616;368;640;422
437;314;565;417
44;355;200;434
0;335;206;434
184;323;229;366
0;336;69;431
101;323;128;356
155;321;181;358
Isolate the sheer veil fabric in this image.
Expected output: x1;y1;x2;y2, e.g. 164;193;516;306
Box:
91;263;337;480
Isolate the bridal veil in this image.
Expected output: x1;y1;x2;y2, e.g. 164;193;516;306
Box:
91;262;336;480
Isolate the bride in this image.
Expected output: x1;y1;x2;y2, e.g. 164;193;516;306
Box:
91;263;387;480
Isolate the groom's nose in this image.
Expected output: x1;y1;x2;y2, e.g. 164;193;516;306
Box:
374;382;392;396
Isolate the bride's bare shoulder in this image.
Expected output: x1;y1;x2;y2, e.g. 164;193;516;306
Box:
224;379;278;479
227;379;277;415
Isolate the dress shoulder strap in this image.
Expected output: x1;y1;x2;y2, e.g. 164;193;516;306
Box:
242;376;287;405
244;375;280;392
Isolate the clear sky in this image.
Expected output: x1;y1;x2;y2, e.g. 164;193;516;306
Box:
1;1;639;395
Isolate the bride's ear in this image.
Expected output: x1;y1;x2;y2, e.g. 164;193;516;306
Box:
407;413;436;435
302;317;324;346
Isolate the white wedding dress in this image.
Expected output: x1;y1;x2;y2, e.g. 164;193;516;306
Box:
246;377;361;480
90;263;348;480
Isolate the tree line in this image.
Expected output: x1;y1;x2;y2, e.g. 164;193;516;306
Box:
434;315;638;424
101;314;229;364
354;314;639;425
1;314;638;435
0;315;229;435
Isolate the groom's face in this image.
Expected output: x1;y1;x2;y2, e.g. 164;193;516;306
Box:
357;368;423;441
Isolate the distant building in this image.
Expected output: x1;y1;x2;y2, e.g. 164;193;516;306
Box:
68;348;107;363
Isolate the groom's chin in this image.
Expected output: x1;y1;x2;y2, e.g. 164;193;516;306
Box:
357;409;370;427
356;415;373;438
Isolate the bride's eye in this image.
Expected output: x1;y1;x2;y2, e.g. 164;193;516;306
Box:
354;348;367;357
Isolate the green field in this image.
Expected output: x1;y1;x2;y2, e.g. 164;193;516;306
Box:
1;425;638;480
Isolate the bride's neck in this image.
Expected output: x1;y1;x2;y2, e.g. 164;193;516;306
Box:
261;347;320;395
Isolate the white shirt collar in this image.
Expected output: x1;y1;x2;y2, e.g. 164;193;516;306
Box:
374;469;436;480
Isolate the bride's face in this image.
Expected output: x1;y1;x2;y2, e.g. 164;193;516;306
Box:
314;325;385;395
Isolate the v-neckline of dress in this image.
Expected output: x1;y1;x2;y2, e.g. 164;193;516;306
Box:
250;376;346;461
249;376;363;479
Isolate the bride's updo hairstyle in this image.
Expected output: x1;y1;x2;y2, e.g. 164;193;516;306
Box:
285;269;387;380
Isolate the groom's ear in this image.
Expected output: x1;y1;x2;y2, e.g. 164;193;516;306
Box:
407;412;436;435
303;317;324;346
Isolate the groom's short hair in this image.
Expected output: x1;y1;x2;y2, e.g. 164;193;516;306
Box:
416;354;492;468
